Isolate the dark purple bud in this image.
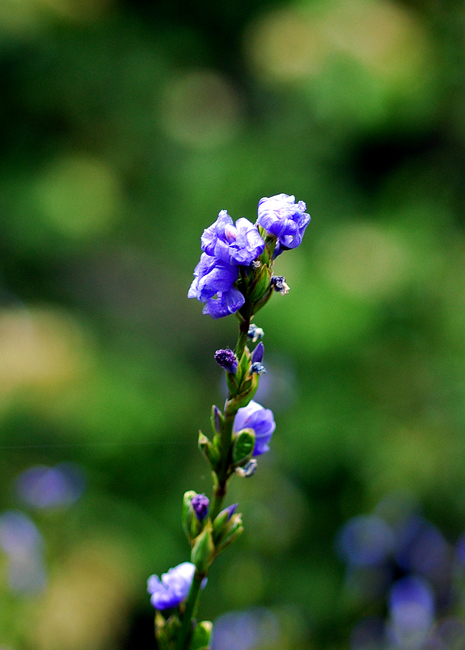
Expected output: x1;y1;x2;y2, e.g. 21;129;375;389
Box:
251;362;266;376
271;276;290;295
252;342;264;364
214;349;238;374
191;494;210;521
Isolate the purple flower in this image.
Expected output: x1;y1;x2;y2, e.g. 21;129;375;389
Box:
257;194;310;252
233;400;275;456
188;253;238;303
192;494;209;521
188;253;245;318
202;288;245;319
215;349;238;374
147;562;196;610
201;211;265;266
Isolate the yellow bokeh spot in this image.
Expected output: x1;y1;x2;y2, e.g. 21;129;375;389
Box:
321;223;410;300
160;70;242;148
0;307;89;395
35;154;122;239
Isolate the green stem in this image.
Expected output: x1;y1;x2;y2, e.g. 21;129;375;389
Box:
235;316;250;361
175;571;205;650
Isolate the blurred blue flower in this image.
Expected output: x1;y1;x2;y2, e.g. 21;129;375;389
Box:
233;400;275;456
257;193;310;253
336;515;395;567
395;516;450;579
201;211;264;266
0;511;46;595
15;463;86;509
0;511;43;557
387;576;435;648
211;608;279;650
147;561;196;610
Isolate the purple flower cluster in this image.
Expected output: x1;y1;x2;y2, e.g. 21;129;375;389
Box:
189;194;310;318
257;194;310;255
233;400;275;456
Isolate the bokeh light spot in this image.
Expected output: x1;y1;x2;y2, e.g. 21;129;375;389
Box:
35;154;122;239
160;70;242;148
245;8;326;82
321;223;409;300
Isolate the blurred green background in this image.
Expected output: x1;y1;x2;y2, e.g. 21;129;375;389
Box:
0;0;465;648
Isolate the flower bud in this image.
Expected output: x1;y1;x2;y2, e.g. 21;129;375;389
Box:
190;620;213;650
212;504;238;542
247;264;272;303
211;405;222;435
191;494;209;522
215;513;244;553
182;491;202;541
198;431;220;471
251;342;264;364
214;349;238;374
191;524;215;573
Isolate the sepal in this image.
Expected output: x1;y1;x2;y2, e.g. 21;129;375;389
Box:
189;621;213;650
191;523;215;573
232;428;255;466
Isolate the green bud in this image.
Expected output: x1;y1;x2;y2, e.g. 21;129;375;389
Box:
216;513;244;553
248;264;272;303
232;428;255;466
230;372;259;410
212;504;237;544
191;523;215;573
182;490;202;542
198;431;220;471
189;620;213;650
155;612;181;650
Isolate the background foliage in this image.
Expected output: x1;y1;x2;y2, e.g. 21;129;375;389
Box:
1;0;465;648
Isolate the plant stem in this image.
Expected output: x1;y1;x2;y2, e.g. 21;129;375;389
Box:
210;316;250;520
175;571;205;650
